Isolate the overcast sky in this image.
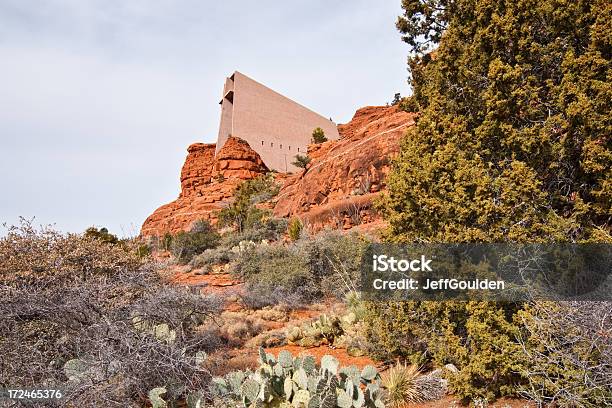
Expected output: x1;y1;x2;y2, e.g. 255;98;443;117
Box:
0;0;409;236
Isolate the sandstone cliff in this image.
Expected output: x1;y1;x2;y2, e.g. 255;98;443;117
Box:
273;105;415;231
141;106;415;237
141;136;268;236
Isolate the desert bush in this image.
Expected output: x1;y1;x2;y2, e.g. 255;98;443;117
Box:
311;127;328;143
170;219;220;264
191;246;234;272
218;173;280;232
231;231;369;309
239;283;307;310
291;154;311;169
233;244;316;308
210;348;385;407
0;218;143;286
287;217;303;241
84;226;119;244
218;311;266;346
0;220;226;406
1;277;225;407
516;301;612;407
304;230;369;298
363;301;526;401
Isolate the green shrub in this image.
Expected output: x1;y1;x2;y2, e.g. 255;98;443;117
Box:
390;92;402;106
398;96;418;113
170;220;220;264
311;127;328;144
291;154;311;169
218;173;280;232
233;244;315;307
231;231;369;308
191;247;234;272
287;217;303;241
84;226;119;244
363;301;526;401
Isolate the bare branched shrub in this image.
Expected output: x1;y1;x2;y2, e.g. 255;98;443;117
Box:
347;202;365;226
0;218;142;286
353;172;372;195
0;219;226;407
517;301;612;407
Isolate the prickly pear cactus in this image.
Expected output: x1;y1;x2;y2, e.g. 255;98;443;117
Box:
210;348;385;407
286;314;345;347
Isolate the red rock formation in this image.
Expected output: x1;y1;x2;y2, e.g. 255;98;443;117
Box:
141;106;415;237
141;137;268;237
273;105;415;231
212;136;268;180
180;143;215;198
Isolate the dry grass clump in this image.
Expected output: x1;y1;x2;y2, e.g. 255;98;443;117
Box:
244;330;286;348
219;311;266;345
382;362;444;406
253;305;289;322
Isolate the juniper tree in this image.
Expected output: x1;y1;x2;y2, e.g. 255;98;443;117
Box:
311;127;328;144
367;0;612;401
292;154;312;169
384;0;611;243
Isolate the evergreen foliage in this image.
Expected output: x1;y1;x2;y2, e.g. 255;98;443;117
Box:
311;127;328;143
84;226;119;244
385;0;611;243
218;173;280;232
170;220;220;264
292;154;312;169
287;217;303;241
369;0;611;403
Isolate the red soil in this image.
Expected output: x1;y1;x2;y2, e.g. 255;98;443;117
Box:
265;344;379;370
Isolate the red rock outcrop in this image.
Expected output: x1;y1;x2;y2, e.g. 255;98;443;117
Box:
141;106;415;237
180;143;216;198
273;105;415;231
212;136;268;180
141;137;268;237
